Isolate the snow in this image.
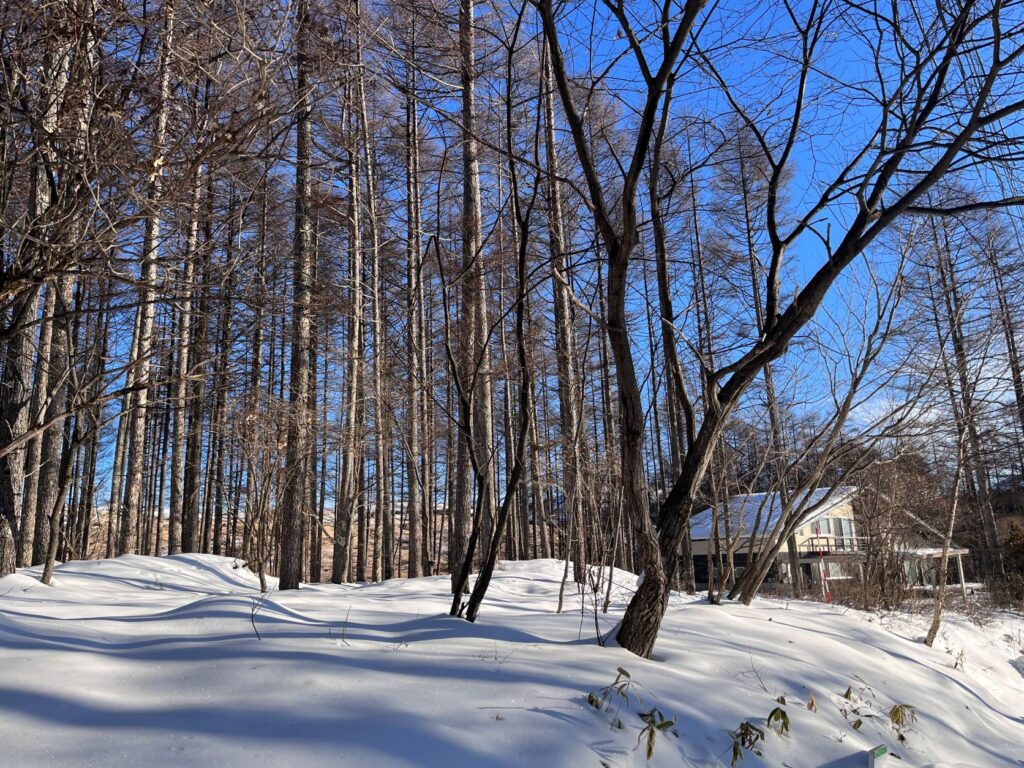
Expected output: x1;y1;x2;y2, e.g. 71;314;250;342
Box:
1;555;1022;767
689;486;858;540
905;547;970;558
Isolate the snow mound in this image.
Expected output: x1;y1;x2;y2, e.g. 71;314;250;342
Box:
1;555;1022;767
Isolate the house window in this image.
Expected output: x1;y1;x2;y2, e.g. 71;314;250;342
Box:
833;518;855;549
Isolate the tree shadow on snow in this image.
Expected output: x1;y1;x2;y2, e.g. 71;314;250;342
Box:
0;686;501;766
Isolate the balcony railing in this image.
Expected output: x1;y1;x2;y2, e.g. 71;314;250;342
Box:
799;535;861;557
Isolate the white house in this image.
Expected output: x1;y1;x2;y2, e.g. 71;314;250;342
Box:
689;486;861;589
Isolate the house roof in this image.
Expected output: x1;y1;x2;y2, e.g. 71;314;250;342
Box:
689;486;858;540
905;546;970;558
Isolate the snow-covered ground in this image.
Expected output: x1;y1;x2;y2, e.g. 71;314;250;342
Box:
1;555;1021;767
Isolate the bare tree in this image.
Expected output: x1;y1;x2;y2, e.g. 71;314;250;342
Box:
539;0;1024;657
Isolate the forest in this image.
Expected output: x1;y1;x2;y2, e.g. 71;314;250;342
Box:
3;0;1024;664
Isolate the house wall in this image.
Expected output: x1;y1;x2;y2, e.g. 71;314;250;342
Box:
792;500;858;554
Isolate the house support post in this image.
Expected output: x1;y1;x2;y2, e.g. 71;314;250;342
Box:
956;554;967;601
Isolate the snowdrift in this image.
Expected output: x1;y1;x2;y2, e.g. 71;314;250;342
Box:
1;555;1021;767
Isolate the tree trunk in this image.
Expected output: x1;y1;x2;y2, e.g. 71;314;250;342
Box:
404;41;425;577
543;53;586;581
33;277;75;566
332;73;365;585
0;290;40;576
118;1;174;556
279;0;314;590
925;438;965;647
450;0;492;592
20;287;55;564
168;170;201;556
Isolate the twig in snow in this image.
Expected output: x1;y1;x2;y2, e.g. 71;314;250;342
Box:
747;654;770;693
250;595;265;641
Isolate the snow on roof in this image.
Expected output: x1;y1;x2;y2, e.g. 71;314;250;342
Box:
689;486;857;540
905;546;970;558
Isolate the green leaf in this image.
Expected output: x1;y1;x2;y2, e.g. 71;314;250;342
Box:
766;706;790;736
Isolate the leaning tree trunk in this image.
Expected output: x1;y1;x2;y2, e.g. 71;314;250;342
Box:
648;89;696;593
925;437;965;647
463;55;534;618
605;239;669;659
